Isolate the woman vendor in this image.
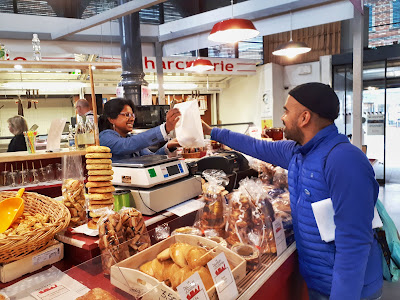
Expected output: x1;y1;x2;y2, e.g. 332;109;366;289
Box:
99;98;181;162
7;115;28;152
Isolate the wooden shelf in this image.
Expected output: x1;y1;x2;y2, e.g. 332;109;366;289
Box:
0;149;86;163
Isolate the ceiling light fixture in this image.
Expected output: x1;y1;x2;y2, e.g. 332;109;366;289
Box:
185;58;214;73
14;65;23;70
272;12;311;59
208;0;259;44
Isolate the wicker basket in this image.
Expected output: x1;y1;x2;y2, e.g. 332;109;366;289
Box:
0;191;71;264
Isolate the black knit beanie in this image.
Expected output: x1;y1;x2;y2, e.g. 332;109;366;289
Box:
288;82;340;121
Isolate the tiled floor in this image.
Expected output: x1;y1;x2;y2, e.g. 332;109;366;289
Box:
378;183;400;300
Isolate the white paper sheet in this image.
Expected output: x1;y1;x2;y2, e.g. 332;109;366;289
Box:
167;199;205;217
71;224;99;237
311;198;383;243
0;266;89;300
46;118;67;151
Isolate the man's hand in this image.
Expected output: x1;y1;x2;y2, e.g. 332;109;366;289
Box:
165;108;181;134
202;120;212;136
167;138;180;150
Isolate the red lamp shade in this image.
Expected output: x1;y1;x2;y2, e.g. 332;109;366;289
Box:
185;58;214;72
208;18;259;43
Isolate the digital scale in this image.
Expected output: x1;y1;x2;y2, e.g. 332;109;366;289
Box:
112;155;202;215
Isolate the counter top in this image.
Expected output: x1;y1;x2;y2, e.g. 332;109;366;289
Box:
0;149;86;163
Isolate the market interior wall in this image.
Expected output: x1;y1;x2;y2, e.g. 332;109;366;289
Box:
0;97;75;138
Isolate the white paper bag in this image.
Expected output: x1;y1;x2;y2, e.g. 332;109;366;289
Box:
311;198;383;243
174;100;205;148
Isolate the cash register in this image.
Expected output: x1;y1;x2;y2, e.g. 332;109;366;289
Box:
112;155;202;215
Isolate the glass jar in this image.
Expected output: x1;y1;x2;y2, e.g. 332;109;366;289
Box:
6;171;18;187
45;164;54;182
1;171;8;186
31;168;40;184
38;167;46;182
55;163;62;181
18;170;28;186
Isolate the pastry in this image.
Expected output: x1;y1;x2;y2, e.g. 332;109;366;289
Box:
157;247;171;261
86;164;112;170
86;146;111;153
86;181;113;188
86;158;112;165
170;243;193;268
76;288;118;300
185;246;213;269
88;170;114;176
170;266;193;291
89;204;114;210
88;175;113;182
62;179;86;227
139;260;155;277
85;153;112;159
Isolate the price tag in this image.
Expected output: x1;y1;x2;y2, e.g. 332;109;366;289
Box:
272;217;287;256
31;282;80;300
32;247;61;265
207;252;238;300
177;272;210;300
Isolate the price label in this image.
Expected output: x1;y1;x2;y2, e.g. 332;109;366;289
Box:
272;217;287;256
207;252;238;300
31;282;80;300
177;272;209;300
32;247;61;265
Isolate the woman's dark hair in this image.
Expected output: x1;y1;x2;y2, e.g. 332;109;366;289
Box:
98;98;135;132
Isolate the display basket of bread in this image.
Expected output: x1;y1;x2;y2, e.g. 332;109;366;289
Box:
0;191;71;264
110;234;246;300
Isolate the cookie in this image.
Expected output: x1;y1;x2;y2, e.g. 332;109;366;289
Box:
86;164;112;170
86;181;113;188
89;211;105;218
92;216;100;222
88;175;113;182
88;170;114;176
89;199;114;205
88;193;114;200
86;159;112;165
86;146;111;153
87;220;98;229
85;153;112;159
89;204;114;210
88;186;115;193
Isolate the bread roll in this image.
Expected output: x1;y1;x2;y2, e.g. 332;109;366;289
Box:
185;246;213;269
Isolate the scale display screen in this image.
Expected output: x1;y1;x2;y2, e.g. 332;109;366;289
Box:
166;164;180;176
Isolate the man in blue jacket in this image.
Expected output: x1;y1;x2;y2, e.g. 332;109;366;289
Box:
203;82;383;299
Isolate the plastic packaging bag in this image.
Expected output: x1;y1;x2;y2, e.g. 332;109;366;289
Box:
98;207;151;275
194;170;228;236
174;100;205;148
61;155;87;227
226;178;276;255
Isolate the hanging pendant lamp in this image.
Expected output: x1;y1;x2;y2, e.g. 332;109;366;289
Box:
272;12;311;59
208;0;259;44
185;58;214;72
272;40;311;58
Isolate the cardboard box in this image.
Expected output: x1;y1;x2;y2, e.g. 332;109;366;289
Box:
0;241;64;283
110;235;246;300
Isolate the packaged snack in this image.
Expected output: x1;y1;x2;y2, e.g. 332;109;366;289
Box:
98;207;150;275
195;170;229;236
61;155;87;227
226;178;277;255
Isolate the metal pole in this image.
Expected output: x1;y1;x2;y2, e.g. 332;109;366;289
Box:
352;7;364;149
155;41;165;104
88;65;100;146
118;0;147;106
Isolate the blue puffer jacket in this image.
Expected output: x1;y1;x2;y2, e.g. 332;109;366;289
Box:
211;124;382;299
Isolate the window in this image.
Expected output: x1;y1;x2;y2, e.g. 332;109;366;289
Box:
393;0;400;29
367;4;374;31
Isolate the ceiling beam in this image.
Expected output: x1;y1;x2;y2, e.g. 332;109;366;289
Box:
158;0;334;42
51;0;167;40
162;0;354;56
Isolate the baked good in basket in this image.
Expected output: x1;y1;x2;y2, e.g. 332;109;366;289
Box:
76;288;118;300
0;191;70;264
